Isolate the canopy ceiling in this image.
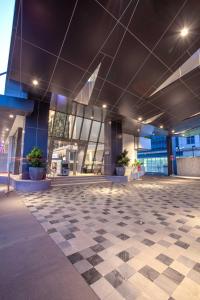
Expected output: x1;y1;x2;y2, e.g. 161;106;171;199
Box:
9;0;200;130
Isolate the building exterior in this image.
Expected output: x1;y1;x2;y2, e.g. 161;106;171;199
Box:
138;134;200;174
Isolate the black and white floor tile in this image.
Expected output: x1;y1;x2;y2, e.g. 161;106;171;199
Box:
20;177;200;300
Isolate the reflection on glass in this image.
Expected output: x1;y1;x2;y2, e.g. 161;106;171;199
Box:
84;142;96;172
48;110;55;136
99;123;104;143
73;117;82;139
69;115;75;139
52;112;66;137
90;121;101;142
80;118;91;140
94;143;104;164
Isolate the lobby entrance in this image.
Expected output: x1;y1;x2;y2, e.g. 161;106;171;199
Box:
49;139;104;176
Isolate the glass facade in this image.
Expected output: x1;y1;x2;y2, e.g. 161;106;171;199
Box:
48;100;105;174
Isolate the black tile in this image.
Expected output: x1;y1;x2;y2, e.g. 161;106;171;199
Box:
156;254;173;266
87;254;104;266
193;263;200;273
68;252;84;264
175;240;190;249
139;265;159;282
82;268;102;285
144;228;156;235
94;236;107;243
117;251;130;262
64;233;75;240
90;244;105;253
163;268;184;284
141;239;155;246
117;233;130;240
169;233;181;240
105;270;123;288
47;228;57;234
96;229;107;235
117;222;127;227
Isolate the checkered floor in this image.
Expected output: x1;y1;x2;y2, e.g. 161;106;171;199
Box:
20;177;200;300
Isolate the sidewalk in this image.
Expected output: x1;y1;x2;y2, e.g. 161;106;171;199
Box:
0;192;98;300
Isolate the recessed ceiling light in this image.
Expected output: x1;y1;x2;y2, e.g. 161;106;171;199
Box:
32;79;39;86
5;128;9;131
172;129;175;133
90;116;94;119
137;128;140;132
138;117;142;121
182;133;185;136
160;125;163;129
180;27;189;37
102;104;107;108
9;114;14;118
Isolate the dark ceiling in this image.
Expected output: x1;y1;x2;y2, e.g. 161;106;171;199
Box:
8;0;200;130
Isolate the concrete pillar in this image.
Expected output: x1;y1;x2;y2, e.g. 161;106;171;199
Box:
21;101;50;179
13;127;23;174
104;120;122;175
167;135;177;176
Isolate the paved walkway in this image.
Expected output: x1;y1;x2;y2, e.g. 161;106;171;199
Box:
20;177;200;300
0;192;98;300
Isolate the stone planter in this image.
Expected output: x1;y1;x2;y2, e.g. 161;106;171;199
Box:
116;166;125;176
29;167;45;180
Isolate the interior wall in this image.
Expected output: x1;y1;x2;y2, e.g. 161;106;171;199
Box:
177;157;200;177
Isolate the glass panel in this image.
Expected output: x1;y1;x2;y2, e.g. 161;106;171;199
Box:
48;110;55;136
99;123;104;143
69;115;75;139
80;118;91;140
52;112;66;137
90;121;101;142
64;115;70;139
72;117;82;139
94;143;104;164
84;142;96;172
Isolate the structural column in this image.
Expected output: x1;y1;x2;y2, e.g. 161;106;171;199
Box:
104;120;122;175
167;135;177;176
21;100;50;179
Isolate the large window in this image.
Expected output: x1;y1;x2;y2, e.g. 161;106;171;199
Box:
140;157;168;174
186;136;195;144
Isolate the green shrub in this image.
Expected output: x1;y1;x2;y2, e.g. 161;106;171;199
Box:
27;147;43;167
116;149;130;167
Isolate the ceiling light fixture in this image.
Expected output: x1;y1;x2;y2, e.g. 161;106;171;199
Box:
9;114;14;118
137;128;140;132
102;104;107;108
5;128;9;131
160;125;163;129
172;129;175;133
138;117;142;121
180;27;189;37
32;79;39;86
90;116;94;119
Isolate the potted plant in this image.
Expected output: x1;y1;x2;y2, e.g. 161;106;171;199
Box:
27;147;45;180
132;159;143;172
116;149;130;176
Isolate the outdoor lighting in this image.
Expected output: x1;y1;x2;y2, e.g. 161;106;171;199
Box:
32;79;39;86
102;104;107;108
9;114;14;118
180;27;189;37
160;125;163;129
138;117;142;121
